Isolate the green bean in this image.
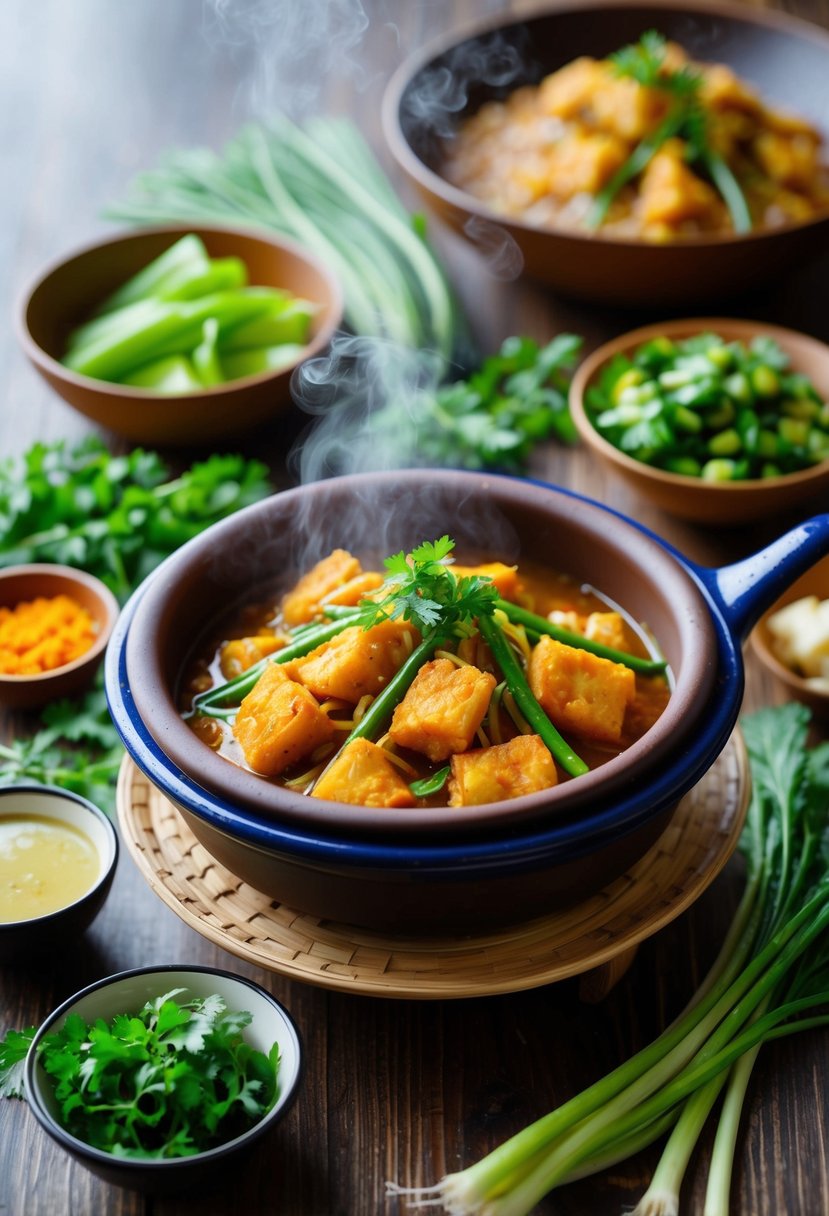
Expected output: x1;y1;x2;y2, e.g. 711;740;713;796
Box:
343;635;444;745
495;601;667;677
478;614;589;778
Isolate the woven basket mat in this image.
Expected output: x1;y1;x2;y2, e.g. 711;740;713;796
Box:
117;730;748;1000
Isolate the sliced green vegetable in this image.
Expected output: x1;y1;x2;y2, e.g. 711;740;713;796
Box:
221;343;306;379
93;233;209;315
123;353;203;393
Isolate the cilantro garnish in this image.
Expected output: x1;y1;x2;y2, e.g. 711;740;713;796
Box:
353;536;499;640
589;30;752;233
16;990;282;1159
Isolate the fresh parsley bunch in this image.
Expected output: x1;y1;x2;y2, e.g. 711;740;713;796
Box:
26;991;280;1159
414;335;583;473
0;686;122;813
0;438;272;601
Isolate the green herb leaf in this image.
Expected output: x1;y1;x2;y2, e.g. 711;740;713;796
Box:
353;536;499;641
0;1027;35;1099
410;766;451;797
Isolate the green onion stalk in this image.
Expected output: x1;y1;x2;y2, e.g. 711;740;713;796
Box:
106;116;471;369
386;703;829;1215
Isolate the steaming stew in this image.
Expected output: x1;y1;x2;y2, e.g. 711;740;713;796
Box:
443;36;829;242
183;546;670;809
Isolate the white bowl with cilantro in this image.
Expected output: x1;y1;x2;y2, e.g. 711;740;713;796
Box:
23;966;302;1193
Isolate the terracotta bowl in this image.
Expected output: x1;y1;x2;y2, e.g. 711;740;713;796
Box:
569;318;829;525
751;554;829;724
0;785;118;964
105;471;829;932
382;0;829;307
16;225;343;447
25;966;302;1193
0;563;119;710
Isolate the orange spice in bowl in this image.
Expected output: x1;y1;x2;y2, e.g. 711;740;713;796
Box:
0;565;119;710
0;594;99;676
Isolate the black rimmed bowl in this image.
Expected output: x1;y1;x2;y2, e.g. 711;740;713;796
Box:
0;785;118;964
105;470;829;932
24;966;302;1193
382;0;829;307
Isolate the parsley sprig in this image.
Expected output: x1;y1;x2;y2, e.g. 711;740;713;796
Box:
353;536;499;639
588;31;752;234
21;990;281;1159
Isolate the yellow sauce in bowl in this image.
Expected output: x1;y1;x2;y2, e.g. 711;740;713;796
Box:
0;814;100;921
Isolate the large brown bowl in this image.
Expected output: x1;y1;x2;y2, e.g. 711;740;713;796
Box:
569;318;829;524
123;471;720;841
102;472;829;935
17;225;343;447
383;0;829;307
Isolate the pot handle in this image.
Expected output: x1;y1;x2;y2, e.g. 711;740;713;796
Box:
690;514;829;642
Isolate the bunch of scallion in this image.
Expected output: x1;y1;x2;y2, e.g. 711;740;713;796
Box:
387;702;829;1216
107;116;470;367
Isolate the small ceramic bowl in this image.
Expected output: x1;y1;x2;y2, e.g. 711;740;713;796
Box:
0;564;119;710
24;965;302;1193
0;785;118;963
751;555;829;723
16;225;343;447
569;318;829;525
383;0;829;306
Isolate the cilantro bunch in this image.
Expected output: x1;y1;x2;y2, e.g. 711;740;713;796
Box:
0;438;272;601
18;990;281;1159
0;686;122;813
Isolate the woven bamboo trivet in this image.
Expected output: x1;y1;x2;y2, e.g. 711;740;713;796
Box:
117;730;748;1000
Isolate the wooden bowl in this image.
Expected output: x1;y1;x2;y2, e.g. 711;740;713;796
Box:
16;225;343;447
0;564;119;710
383;0;829;307
569;318;829;524
751;555;829;723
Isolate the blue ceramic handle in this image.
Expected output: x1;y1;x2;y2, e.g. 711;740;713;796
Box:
689;514;829;642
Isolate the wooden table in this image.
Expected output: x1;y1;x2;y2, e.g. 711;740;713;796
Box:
1;2;827;1213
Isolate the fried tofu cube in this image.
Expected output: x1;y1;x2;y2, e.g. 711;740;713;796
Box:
311;739;416;808
546;130;628;200
220;635;285;680
448;735;557;807
528;635;636;745
389;659;497;762
285;620;417;703
451;562;522;601
232;663;335;776
282;549;362;626
639;140;721;227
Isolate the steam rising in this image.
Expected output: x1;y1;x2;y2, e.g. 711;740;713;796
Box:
289;334;445;483
204;0;372;116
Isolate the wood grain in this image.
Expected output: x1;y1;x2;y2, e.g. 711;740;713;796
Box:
1;2;828;1214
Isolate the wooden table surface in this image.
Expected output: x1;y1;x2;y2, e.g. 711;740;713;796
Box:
2;1;828;1213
